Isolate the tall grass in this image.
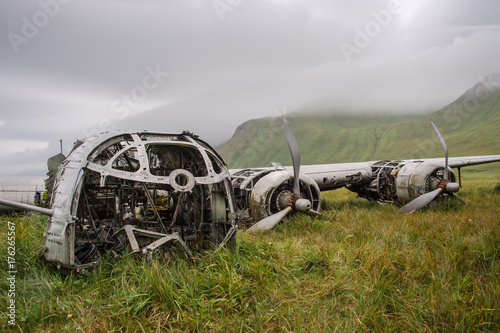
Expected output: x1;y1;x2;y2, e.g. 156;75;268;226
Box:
1;176;499;332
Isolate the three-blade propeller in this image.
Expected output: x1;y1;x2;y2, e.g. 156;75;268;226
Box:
247;118;321;233
395;121;463;214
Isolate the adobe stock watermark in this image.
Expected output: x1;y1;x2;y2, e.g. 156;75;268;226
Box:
408;74;500;159
6;221;17;326
213;0;244;21
442;74;500;130
339;0;403;63
7;0;71;54
82;64;169;138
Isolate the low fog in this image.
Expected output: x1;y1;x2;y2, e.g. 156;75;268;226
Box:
1;0;499;176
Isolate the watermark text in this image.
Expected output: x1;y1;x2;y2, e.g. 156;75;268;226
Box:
213;0;244;21
6;221;17;325
7;0;71;54
339;0;402;63
82;64;169;138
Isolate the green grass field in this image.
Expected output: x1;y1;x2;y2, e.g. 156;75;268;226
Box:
1;174;499;332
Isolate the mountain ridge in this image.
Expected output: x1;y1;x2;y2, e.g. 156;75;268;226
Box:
218;75;500;170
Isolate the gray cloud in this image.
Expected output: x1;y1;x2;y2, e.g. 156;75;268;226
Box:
0;0;499;176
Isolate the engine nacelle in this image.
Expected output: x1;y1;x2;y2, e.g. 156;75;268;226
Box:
231;169;321;221
347;160;456;204
395;161;456;203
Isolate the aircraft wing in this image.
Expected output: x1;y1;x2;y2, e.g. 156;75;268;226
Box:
230;161;374;192
295;162;374;191
401;155;500;169
299;155;500;190
230;155;500;193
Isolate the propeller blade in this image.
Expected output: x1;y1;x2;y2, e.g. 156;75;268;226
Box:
282;118;301;196
247;207;293;233
307;209;323;217
452;193;467;205
395;188;443;214
430;121;449;181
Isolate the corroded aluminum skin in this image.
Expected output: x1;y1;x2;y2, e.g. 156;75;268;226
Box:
396;162;456;204
231;162;378;192
299;163;372;190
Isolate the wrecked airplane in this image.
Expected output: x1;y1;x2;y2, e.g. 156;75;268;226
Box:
1;120;500;272
21;131;238;272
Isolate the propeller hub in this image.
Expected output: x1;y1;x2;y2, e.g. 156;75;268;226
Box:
445;182;460;193
294;198;312;212
438;179;460;193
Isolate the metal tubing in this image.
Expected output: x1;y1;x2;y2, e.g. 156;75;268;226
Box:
0;198;54;216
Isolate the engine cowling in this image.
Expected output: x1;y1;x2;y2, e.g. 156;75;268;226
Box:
395;161;456;204
347;160;457;204
231;169;321;221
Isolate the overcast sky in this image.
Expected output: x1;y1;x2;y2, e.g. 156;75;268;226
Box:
1;0;499;176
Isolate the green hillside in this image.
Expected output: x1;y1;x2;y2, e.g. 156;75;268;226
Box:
219;80;500;172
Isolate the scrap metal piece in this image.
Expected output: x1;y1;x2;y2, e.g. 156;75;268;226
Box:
118;224;193;257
